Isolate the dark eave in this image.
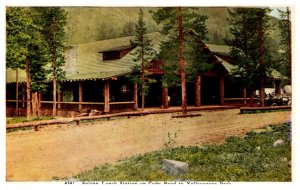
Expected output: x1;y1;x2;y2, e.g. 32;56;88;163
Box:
98;45;134;53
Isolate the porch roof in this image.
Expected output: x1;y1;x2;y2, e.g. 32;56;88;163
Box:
61;32;162;82
214;55;235;73
209;55;287;80
206;44;230;55
6;32;162;83
6;32;287;83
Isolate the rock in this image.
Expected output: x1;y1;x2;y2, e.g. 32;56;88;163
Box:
273;139;285;147
89;109;102;116
68;177;78;182
253;129;267;133
266;126;273;131
162;159;188;175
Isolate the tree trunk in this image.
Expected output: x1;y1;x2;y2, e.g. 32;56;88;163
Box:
274;80;281;95
161;86;169;109
52;16;57;117
177;7;187;114
242;87;247;105
104;80;110;113
53;70;57;116
15;68;19;116
133;83;138;111
242;16;250;107
259;79;265;107
78;81;83;110
219;76;225;106
141;35;145;111
32;92;37;117
57;88;61;110
249;87;254;107
37;92;41;117
195;75;201;107
258;10;265;107
22;85;25;108
25;56;31;120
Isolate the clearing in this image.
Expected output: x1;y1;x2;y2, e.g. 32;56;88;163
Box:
6;109;291;181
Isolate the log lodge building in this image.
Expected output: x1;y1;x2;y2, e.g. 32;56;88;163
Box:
6;32;287;117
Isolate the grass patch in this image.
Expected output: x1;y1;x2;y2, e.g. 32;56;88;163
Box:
6;116;55;124
71;122;291;182
6;126;33;133
241;109;291;114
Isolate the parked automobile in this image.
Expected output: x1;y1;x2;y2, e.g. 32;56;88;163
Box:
265;93;291;106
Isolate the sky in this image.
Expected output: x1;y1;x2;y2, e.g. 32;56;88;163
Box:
269;7;288;18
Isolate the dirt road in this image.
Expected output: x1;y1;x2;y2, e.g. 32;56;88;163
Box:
6;109;291;181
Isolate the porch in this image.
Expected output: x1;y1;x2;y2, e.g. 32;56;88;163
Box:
6;73;262;117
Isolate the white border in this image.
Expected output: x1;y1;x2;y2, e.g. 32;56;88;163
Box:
1;1;299;190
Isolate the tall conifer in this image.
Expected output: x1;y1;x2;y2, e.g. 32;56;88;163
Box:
37;7;67;116
226;8;272;106
7;7;49;120
130;9;155;110
278;7;292;81
151;8;209;110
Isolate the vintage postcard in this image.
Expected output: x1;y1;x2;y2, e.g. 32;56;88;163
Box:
3;1;296;188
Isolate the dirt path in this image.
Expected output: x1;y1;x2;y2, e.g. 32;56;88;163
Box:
6;109;291;181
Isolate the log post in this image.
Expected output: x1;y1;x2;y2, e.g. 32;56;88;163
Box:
57;90;62;109
219;76;225;106
37;92;41;117
104;80;110;113
249;88;254;107
274;80;281;95
38;92;42;108
31;92;35;117
26;56;31;120
32;92;37;117
16;68;19;116
133;83;138;111
242;87;247;105
161;86;169;109
195;75;201;107
78;81;83;110
22;85;26;108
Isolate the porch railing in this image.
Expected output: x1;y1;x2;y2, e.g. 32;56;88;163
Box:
224;98;260;106
6;100;134;111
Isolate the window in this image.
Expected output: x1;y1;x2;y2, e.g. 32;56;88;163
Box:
121;85;128;94
103;51;120;60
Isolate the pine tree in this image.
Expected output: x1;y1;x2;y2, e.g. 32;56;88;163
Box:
6;7;50;120
226;8;272;106
177;7;187;113
130;9;155;110
6;8;24;116
151;7;209;110
278;7;292;81
37;7;67;117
